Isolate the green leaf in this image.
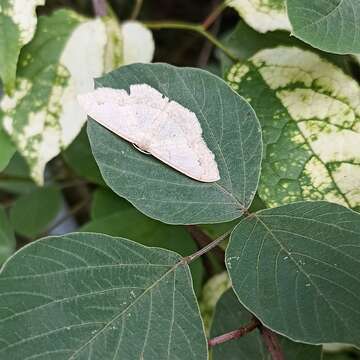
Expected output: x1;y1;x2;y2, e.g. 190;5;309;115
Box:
81;207;204;295
211;289;322;359
88;63;262;224
0;153;37;194
63;127;105;186
0;9;110;185
226;46;360;211
10;186;62;237
0;127;15;171
287;0;360;54
0;232;208;359
91;188;132;219
0;207;15;264
226;201;360;346
227;0;291;33
0;0;45;93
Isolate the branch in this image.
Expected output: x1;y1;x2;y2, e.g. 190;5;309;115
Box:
259;325;285;360
142;21;238;62
92;0;107;17
208;318;260;347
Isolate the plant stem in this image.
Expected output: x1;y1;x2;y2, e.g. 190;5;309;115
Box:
184;230;231;264
208;318;260;347
92;0;107;17
202;1;227;30
186;225;225;264
259;325;285;360
130;0;143;20
142;21;238;62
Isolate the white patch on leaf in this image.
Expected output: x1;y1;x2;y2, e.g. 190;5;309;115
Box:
78;84;220;182
228;0;291;33
121;21;155;65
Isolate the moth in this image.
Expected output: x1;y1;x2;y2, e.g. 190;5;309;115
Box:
78;84;220;182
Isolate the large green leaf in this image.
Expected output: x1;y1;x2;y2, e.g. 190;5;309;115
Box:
0;206;15;264
0;232;208;359
9;186;62;237
287;0;360;54
226;46;360;211
227;0;291;33
81;207;204;295
0;10;111;184
0;0;45;93
211;289;322;359
0;127;15;171
226;201;360;346
88;63;262;225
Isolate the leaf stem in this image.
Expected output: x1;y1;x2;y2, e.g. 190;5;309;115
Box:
202;1;227;30
142;21;238;62
92;0;107;17
130;0;144;20
186;225;225;264
208;318;260;347
184;230;231;264
259;325;285;360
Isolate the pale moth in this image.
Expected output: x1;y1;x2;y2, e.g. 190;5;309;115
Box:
78;84;220;182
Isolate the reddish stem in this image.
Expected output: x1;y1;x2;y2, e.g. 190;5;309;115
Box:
259;325;285;360
208;318;259;347
92;0;107;16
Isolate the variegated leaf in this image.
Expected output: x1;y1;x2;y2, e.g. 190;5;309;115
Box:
0;0;45;93
227;46;360;211
227;0;291;33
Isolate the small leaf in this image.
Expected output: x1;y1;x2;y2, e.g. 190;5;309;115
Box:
226;201;360;346
0;127;15;171
211;289;322;359
227;46;360;211
0;10;109;184
0;153;37;195
0;232;208;359
0;0;45;93
81;207;204;295
287;0;360;54
227;0;291;33
0;207;15;264
91;188;131;219
63;127;105;186
88;63;262;224
10;186;62;237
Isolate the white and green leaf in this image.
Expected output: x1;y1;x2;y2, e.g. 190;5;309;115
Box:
0;10;109;185
0;127;15;171
0;0;45;93
226;201;360;346
227;0;291;33
287;0;360;54
227;46;360;211
0;232;208;359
